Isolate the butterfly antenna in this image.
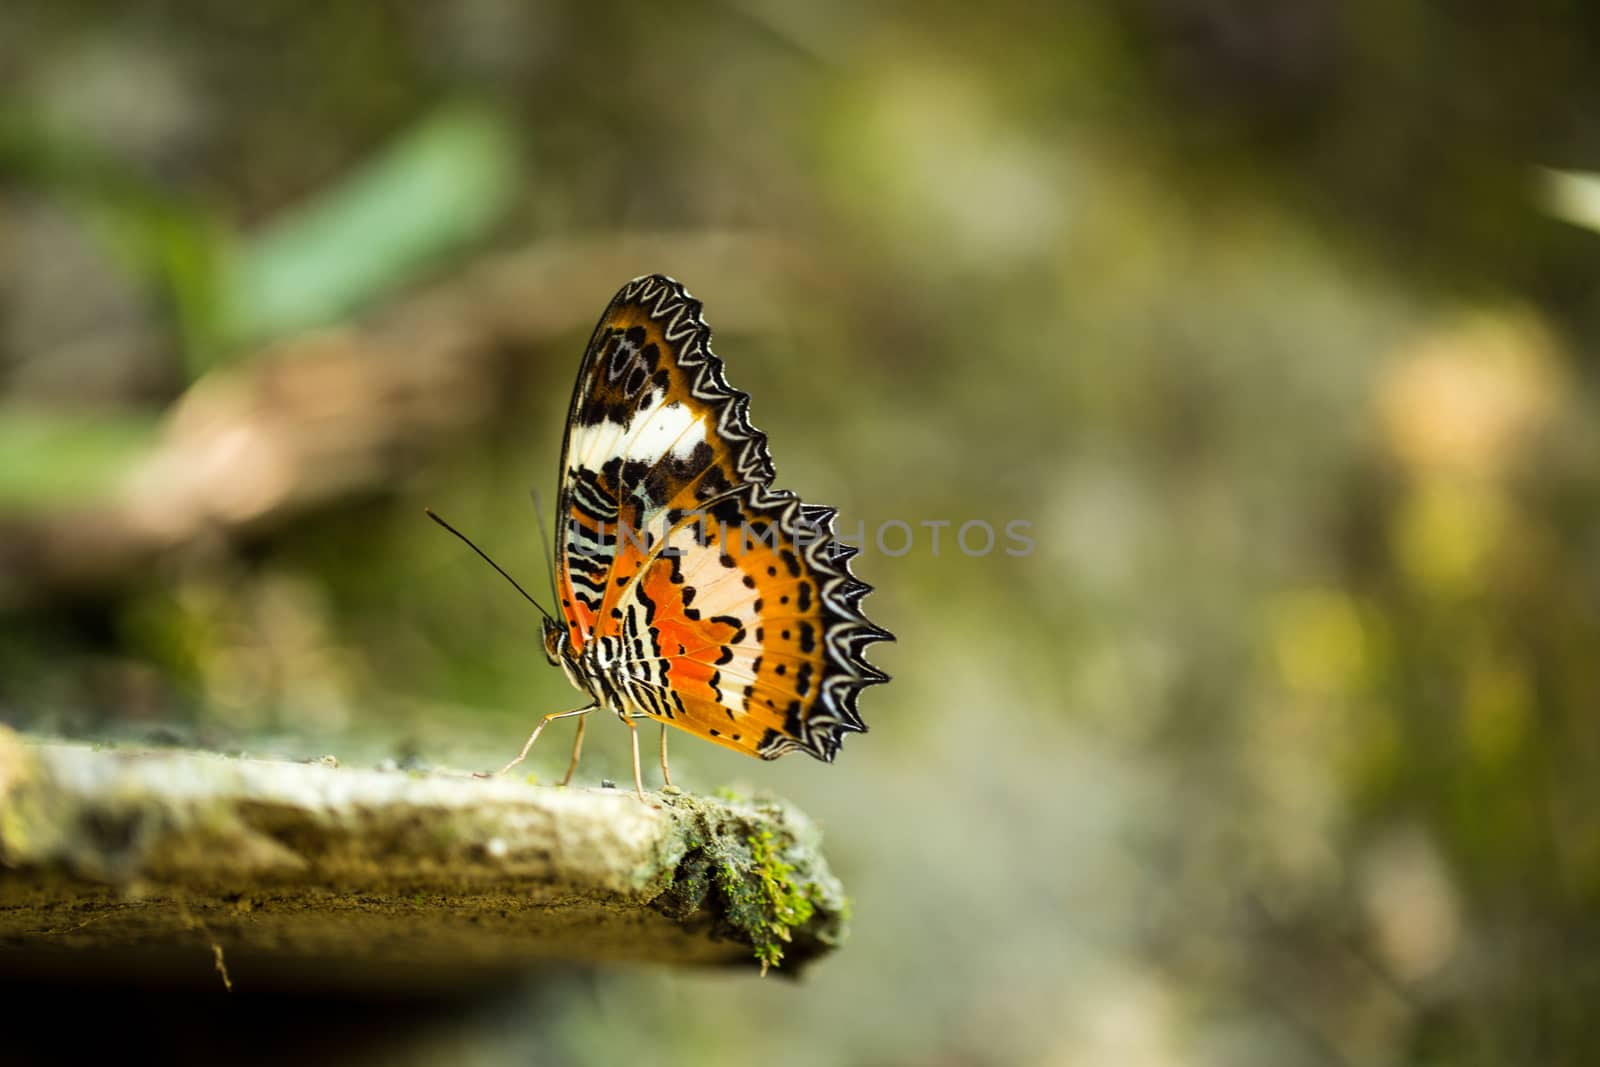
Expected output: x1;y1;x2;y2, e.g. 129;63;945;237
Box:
425;508;555;623
529;487;561;612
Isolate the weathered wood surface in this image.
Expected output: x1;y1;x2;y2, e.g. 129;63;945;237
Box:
0;728;847;991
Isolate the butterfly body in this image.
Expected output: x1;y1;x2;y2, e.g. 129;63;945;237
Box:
484;275;889;792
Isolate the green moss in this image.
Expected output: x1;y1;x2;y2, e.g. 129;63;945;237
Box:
745;830;818;975
653;793;848;975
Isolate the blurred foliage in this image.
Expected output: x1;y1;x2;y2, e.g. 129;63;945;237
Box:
1;99;517;375
0;408;160;507
220;101;519;354
6;2;1600;1065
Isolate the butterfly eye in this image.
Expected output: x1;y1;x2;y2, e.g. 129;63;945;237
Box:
541;621;564;665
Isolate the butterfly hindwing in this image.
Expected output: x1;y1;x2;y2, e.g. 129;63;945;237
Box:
603;486;887;760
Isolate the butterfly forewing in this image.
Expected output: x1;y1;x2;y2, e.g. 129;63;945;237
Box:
555;277;771;645
553;275;889;762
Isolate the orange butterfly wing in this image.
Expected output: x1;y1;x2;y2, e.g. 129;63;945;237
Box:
553;276;888;760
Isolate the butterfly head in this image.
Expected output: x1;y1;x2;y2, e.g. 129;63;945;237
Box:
542;616;587;690
541;616;567;666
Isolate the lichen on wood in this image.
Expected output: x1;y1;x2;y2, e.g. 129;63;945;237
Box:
0;728;849;990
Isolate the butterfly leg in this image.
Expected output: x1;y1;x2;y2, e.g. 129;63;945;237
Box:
621;714;646;802
477;704;595;779
558;714;587;786
658;723;673;788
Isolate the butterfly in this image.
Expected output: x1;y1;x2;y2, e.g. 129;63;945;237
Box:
433;275;890;799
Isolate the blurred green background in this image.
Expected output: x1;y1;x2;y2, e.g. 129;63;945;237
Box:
6;2;1600;1064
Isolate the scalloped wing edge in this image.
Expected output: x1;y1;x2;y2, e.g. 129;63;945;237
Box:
613;274;777;486
751;489;893;763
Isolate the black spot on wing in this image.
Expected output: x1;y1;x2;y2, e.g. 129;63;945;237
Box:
695;464;733;501
600;457;651;499
705;495;746;530
783;699;805;737
623;362;647;396
643;441;715;506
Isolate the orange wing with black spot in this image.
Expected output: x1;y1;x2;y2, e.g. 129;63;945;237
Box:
552;275;889;761
606;484;886;759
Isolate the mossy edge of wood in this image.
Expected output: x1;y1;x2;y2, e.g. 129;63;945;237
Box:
654;790;850;975
0;727;849;985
